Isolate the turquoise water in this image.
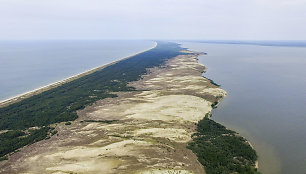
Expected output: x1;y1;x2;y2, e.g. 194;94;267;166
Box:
182;42;306;174
0;40;155;100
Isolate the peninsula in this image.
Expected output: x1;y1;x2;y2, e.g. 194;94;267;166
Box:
0;42;258;173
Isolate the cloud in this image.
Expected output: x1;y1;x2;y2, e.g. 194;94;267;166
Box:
0;0;305;40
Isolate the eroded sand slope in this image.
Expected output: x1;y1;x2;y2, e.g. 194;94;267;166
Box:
0;52;226;174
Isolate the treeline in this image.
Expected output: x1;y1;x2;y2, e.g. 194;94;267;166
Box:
0;42;184;159
188;115;260;174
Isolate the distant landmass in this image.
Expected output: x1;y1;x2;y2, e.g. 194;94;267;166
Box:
184;40;306;47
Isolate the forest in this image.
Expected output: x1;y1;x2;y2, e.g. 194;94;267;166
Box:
188;114;260;174
0;41;184;159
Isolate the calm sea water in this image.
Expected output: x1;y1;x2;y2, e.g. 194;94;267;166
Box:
181;42;306;174
0;40;155;101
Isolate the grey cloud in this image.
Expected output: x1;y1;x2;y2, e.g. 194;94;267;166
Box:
0;0;305;40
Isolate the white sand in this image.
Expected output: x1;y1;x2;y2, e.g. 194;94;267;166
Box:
125;95;212;123
138;169;194;174
134;128;191;143
201;88;227;97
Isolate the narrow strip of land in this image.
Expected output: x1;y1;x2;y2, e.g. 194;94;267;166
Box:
0;42;178;161
0;42;258;174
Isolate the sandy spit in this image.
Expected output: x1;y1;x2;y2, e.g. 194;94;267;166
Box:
0;50;226;174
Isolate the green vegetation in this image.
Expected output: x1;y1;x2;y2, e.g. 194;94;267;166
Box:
208;79;221;87
0;155;8;161
65;122;72;125
211;101;219;108
0;127;50;159
0;42;184;159
51;130;58;136
188;114;258;174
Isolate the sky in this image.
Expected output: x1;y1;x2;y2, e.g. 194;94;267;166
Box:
1;0;306;40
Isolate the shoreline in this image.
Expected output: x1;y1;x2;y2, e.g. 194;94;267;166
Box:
193;50;259;172
190;46;260;171
1;45;258;174
247;140;259;169
0;42;157;108
197;63;259;170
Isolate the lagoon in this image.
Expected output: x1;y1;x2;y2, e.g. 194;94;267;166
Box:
182;42;306;174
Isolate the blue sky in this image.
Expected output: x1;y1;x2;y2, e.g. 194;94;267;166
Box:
1;0;306;40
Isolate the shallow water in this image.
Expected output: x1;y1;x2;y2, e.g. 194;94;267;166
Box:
181;42;306;174
0;40;155;100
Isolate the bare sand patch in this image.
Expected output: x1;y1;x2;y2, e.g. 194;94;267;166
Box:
137;169;194;174
46;159;121;174
44;140;150;160
201;88;227;97
134;128;191;143
125;95;212;123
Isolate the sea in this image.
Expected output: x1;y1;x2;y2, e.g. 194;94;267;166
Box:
0;40;155;101
181;41;306;174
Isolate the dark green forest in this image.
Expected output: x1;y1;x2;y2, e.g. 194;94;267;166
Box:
0;42;184;159
188;114;259;174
